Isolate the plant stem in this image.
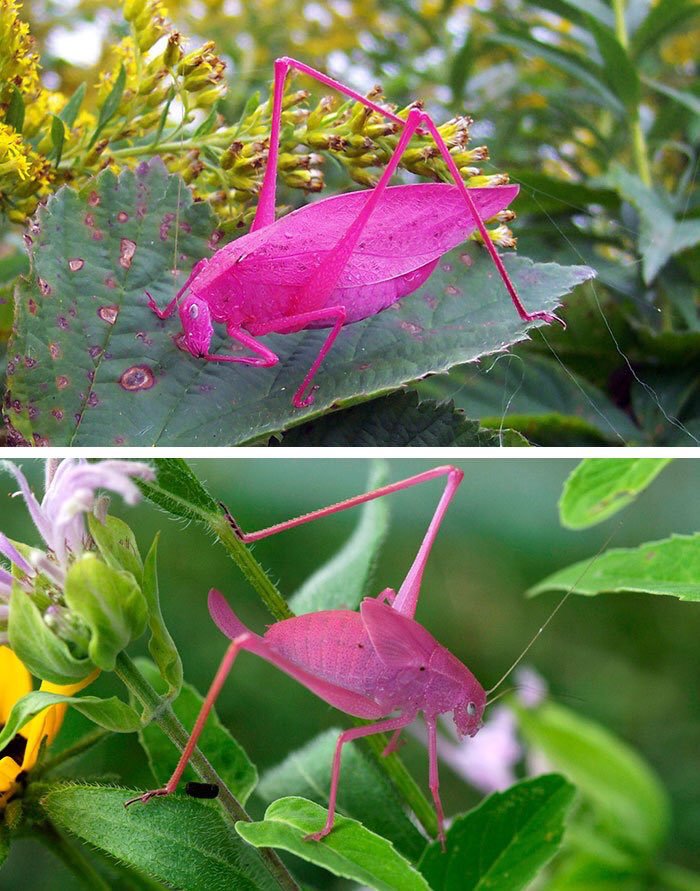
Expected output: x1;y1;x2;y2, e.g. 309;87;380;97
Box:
612;0;652;186
114;652;299;891
39;822;112;891
212;515;294;621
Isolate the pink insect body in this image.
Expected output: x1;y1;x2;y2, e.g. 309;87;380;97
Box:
148;58;562;409
127;466;490;846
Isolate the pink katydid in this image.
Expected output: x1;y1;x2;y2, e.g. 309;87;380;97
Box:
126;465;571;848
147;58;564;409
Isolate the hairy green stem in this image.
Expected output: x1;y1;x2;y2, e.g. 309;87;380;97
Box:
39;822;112;891
655;864;700;891
114;652;299;891
612;0;652;186
212;515;294;621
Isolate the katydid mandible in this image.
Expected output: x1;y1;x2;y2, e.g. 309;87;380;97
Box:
147;58;563;409
126;465;557;847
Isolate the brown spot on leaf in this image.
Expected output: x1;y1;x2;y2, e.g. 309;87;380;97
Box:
68;258;84;272
88;191;100;206
98;304;119;325
57;316;69;330
160;212;175;241
38;277;52;296
87;391;99;407
104;276;117;289
88;346;103;359
114;435;125;445
23;233;32;247
56;375;69;389
24;356;37;368
85;213;95;227
32;433;49;446
28;299;38;315
119;364;155;391
208;230;223;250
459;252;473;267
92;230;104;241
117;211;129;223
49;342;61;360
119;238;137;269
51;408;64;421
444;285;459;296
399;320;423;338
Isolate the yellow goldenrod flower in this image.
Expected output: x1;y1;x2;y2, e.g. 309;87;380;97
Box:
0;646;98;809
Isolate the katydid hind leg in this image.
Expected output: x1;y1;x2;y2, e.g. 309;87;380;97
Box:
124;635;250;806
426;717;447;850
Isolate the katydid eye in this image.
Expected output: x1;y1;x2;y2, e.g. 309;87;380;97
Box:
189;304;199;318
467;702;477;717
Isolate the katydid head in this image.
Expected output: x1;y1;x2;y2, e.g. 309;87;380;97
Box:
178;293;214;358
453;683;487;738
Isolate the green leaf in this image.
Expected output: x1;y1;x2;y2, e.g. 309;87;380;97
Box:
258;728;425;861
141;537;183;698
136;658;256;805
6;85;25;133
487;31;626;115
138;457;220;523
529;533;700;601
515;703;670;855
290;462;389;614
8;587;94;684
643;77;700;117
419;354;641;446
278;391;529;446
559;458;671;528
5;159;595;446
0;691;140;752
50;115;65;166
0;823;9;867
58;82;87;128
41;785;280;891
64;553;148;671
88;513;144;582
631;0;700;57
419;775;576;891
236;797;430;891
89;64;126;148
587;18;640;111
604;164;688;284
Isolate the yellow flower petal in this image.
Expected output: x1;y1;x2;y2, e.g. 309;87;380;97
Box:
0;754;23;803
21;668;100;770
0;646;32;724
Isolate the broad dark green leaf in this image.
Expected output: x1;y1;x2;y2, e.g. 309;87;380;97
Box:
0;824;9;867
236;796;430;891
258;728;425;860
5;160;594;446
419;354;641;446
136;658;257;805
586;17;640;111
279;390;529;446
0;690;140;752
141;537;183;698
643;77;700;117
559;458;671;528
529;533;700;601
419;775;576;891
291;462;389;614
41;785;279;891
514;702;670;854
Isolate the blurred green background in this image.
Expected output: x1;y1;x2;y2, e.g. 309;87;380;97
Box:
1;458;699;887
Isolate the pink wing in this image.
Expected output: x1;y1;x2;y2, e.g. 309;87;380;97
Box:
199;183;519;293
360;598;438;669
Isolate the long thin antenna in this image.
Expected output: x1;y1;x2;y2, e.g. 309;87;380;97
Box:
486;526;619;696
